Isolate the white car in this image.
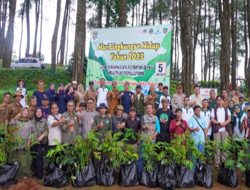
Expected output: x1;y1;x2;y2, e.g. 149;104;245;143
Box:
11;57;45;69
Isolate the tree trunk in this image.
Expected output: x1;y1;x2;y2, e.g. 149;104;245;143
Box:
33;0;40;56
132;2;135;26
203;0;208;81
39;0;43;58
58;0;70;65
218;0;231;90
179;0;194;95
152;0;155;25
72;0;86;83
231;0;237;90
65;12;70;65
0;0;8;59
25;0;30;57
51;0;61;70
105;0;111;28
19;8;24;59
141;0;145;25
2;0;17;68
145;0;148;25
207;0;212;81
159;0;162;24
118;0;126;27
213;0;218;80
246;0;250;95
97;0;103;28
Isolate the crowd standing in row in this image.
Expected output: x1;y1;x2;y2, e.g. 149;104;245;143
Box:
0;78;250;180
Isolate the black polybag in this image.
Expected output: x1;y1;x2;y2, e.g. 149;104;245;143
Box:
72;161;96;187
96;158;115;186
246;170;250;187
0;162;19;188
118;162;138;187
176;165;195;188
44;163;69;188
194;162;213;188
140;165;158;187
217;165;238;188
157;164;177;189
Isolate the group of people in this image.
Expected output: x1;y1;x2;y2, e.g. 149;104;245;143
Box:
0;78;250;180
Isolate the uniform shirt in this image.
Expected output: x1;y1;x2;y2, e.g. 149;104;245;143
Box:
97;87;108;107
47;114;62;146
141;114;160;138
125;117;141;133
82;110;99;138
31;118;48;139
33;90;46;107
172;93;186;111
61;111;78;144
208;98;217;110
28;106;36;120
133;93;145;116
211;107;231;132
112;115;125;133
201;109;211;136
121;91;134;113
107;89;120;114
188;115;207;144
7;102;23;122
182;107;194;123
189;94;203;107
93;115;112;140
0;103;9;124
15;119;32;149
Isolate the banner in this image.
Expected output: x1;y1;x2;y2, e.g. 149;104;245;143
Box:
87;25;172;94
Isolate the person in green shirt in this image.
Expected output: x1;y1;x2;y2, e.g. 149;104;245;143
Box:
93;103;112;140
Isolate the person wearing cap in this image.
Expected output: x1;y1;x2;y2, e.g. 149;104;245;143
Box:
144;84;158;110
156;82;164;109
158;86;171;109
232;104;248;140
172;84;186;112
28;96;37;120
7;90;23;122
112;105;126;133
96;78;108;107
33;80;46;107
84;81;97;105
189;85;203;107
61;100;79;144
16;79;27;107
107;81;120;115
169;108;188;138
125;107;141;143
0;92;12;124
41;94;50;119
156;97;174;142
132;84;145;118
81;98;99;138
56;83;67;114
93;103;112;140
119;81;134;114
181;96;194;123
46;83;56;105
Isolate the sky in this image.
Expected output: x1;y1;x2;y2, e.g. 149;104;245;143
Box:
12;0;245;80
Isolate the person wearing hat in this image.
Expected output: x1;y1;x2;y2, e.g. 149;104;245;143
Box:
119;81;134;114
132;84;145;118
169;108;188;138
112;105;126;133
156;97;174;142
96;78;108;107
16;79;27;107
93;103;112;140
107;81;120;115
7;90;24;122
172;84;186;112
33;80;46;107
0;92;12;124
158;86;171;109
84;81;97;106
41;94;50;119
61;100;79;144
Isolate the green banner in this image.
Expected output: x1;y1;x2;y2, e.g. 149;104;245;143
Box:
87;25;172;94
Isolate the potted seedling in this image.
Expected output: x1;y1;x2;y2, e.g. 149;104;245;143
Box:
140;136;161;187
71;131;100;187
44;143;74;187
194;140;216;188
218;137;248;188
0;124;20;188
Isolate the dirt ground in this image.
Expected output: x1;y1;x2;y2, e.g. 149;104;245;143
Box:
4;169;250;190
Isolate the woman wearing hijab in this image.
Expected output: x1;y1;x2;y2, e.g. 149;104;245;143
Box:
30;108;48;179
232;104;248;140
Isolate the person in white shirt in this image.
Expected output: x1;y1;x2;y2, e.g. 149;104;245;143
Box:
211;95;231;167
201;99;212;140
189;85;203;107
47;103;64;147
158;86;171;109
182;96;194;123
96;78;108;107
232;104;247;140
16;80;27;107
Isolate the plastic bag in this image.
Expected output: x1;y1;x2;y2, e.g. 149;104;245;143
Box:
140;165;158;187
96;159;114;186
72;161;96;187
246;170;250;187
176;165;195;188
44;164;69;188
118;162;138;187
157;164;177;189
194;162;213;188
217;165;238;188
0;162;19;188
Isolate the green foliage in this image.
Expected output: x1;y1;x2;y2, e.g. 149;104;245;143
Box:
204;140;217;164
199;80;220;88
220;137;249;172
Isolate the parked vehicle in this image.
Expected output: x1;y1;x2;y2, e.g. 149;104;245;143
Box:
11;57;45;69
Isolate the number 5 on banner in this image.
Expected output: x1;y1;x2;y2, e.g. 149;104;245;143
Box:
156;62;166;76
